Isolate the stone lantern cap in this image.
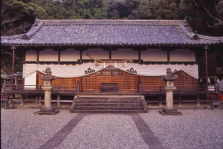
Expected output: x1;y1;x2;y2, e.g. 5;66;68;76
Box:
43;67;55;81
163;68;178;81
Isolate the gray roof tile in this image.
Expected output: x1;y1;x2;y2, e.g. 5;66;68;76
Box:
1;19;223;46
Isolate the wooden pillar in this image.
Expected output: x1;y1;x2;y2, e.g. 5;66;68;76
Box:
109;48;112;59
204;46;209;98
138;49;141;63
80;49;83;63
36;49;39;63
136;48;142;92
58;48;61;63
167;49;170;62
11;46;16;73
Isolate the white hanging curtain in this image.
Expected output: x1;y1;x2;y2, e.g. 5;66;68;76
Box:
23;63;199;79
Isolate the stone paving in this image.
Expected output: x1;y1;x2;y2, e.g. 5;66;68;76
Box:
1;109;223;149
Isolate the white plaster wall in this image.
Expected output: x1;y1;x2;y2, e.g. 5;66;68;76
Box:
39;49;58;61
112;48;138;60
25;50;37;61
23;64;37;88
170;49;196;62
83;48;109;59
60;49;80;61
23;63;199;87
141;49;167;62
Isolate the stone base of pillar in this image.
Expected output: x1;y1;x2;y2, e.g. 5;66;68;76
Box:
159;108;182;115
36;107;59;115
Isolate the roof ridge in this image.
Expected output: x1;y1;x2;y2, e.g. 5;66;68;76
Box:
22;19;43;40
178;21;223;42
178;24;200;40
1;19;222;46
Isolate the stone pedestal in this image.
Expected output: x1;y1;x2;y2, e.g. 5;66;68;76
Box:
166;86;175;110
36;68;59;115
159;68;181;115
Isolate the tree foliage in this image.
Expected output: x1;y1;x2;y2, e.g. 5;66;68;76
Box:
1;0;47;35
179;0;223;35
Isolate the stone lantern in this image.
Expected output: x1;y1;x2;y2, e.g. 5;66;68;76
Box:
160;68;181;115
37;67;59;115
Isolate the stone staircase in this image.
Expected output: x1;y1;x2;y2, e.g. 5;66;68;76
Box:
70;95;148;113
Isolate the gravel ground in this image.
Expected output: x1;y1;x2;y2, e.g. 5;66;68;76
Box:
1;109;223;149
1;109;75;149
140;109;223;149
55;114;148;149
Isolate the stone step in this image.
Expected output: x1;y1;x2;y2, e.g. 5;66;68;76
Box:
77;97;140;99
70;109;147;113
75;98;142;101
76;95;143;98
75;97;142;100
70;95;147;113
75;103;143;106
74;106;143;110
74;100;142;103
73;106;144;110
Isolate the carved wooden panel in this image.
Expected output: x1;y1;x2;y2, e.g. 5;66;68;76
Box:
174;71;198;90
140;76;165;92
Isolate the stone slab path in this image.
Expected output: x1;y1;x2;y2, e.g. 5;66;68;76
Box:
1;109;223;149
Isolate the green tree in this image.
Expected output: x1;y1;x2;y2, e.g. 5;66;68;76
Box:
179;0;223;35
1;0;47;35
135;0;179;19
62;0;107;19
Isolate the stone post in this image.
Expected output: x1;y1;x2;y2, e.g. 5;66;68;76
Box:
160;68;181;115
37;67;59;115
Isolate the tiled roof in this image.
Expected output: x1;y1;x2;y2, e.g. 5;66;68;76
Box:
1;19;223;47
